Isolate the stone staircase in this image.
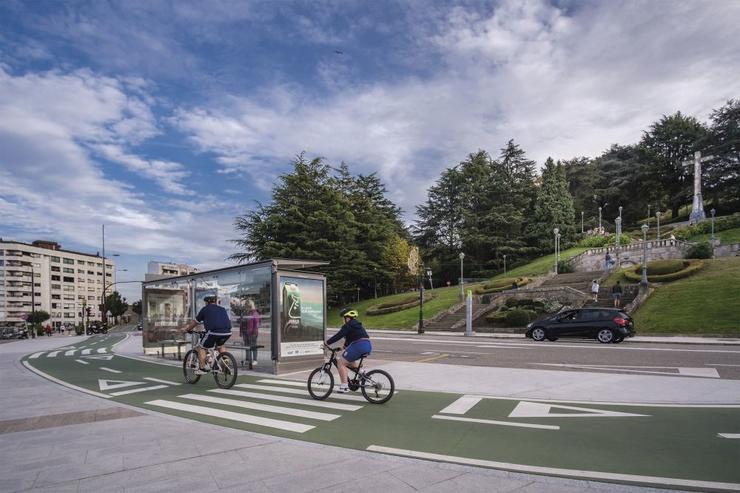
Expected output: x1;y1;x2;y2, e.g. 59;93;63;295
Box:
423;302;486;331
583;286;638;309
540;270;603;292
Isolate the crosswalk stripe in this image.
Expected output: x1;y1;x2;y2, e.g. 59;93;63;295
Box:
75;359;89;365
180;393;341;421
65;350;76;356
47;351;60;358
259;378;311;387
144;377;181;386
100;367;122;374
209;389;362;411
235;383;368;402
97;348;108;354
29;352;44;359
110;385;168;396
145;399;314;433
81;349;92;355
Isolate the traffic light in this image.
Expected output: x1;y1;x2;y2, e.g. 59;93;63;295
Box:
86;306;92;317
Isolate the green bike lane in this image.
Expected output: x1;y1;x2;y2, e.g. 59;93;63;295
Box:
23;334;740;492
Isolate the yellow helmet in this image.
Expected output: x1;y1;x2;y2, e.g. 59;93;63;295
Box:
340;307;358;318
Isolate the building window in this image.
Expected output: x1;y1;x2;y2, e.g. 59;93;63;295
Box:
51;256;60;263
63;258;74;264
51;266;60;272
63;286;74;292
51;275;60;281
87;270;94;275
88;295;95;300
63;276;74;283
63;295;74;301
64;312;75;318
63;267;74;274
77;269;84;274
51;303;58;309
51;284;60;290
77;260;85;264
52;294;60;300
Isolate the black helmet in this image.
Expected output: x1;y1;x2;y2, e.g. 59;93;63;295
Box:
203;295;217;303
339;307;358;318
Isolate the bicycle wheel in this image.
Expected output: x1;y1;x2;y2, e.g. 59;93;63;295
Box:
361;369;394;404
212;352;238;389
183;349;200;384
307;367;334;400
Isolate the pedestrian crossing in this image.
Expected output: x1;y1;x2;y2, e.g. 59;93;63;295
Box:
28;347;109;359
144;378;367;434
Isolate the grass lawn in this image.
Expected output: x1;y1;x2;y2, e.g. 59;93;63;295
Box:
632;257;740;335
327;283;482;329
488;247;589;280
689;227;740;245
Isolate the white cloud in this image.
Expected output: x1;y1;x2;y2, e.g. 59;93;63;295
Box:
172;0;740;219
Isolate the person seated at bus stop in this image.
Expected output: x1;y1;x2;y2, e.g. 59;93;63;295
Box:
181;295;232;374
324;308;371;393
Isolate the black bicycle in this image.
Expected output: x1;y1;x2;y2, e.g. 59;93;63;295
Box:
182;330;237;389
307;346;394;404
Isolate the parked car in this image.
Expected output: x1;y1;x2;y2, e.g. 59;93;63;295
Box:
525;308;635;343
0;327;28;339
136;323;143;331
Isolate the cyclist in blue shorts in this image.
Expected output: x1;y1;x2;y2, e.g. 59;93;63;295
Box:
325;307;371;393
181;295;232;375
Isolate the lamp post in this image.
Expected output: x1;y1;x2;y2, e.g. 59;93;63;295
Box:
641;223;649;286
503;254;507;276
459;252;465;300
615;217;622;268
426;267;433;290
553;228;559;274
619;206;623;222
418;265;425;334
581;211;584;234
656;211;661;240
373;267;377;299
598;207;602;232
647;204;651;222
711;208;716;241
30;262;36;338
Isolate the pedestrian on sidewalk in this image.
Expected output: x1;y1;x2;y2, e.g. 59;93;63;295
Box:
612;281;623;308
591;279;600;302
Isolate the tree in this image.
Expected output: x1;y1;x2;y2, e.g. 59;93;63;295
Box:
27;310;50;326
706;99;740;213
640;112;709;218
526;158;576;249
131;300;142;316
105;291;129;324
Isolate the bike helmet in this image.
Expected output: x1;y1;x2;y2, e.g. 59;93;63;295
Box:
339;307;358;318
203;295;217;303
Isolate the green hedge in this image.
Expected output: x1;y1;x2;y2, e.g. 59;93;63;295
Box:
624;260;704;282
474;277;530;295
645;259;687;275
673;213;740;240
687;241;713;259
486;309;537;327
579;233;632;248
366;294;436;316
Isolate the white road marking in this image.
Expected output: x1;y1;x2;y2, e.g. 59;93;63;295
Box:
432;414;559;430
508;401;648;419
235;383;368;402
258;379;308;387
372;336;740;354
145;399;314;433
46;351;60;357
180;394;341;421
29;352;44;359
65;350;76;356
110;385;168;396
81;349;92;355
97;348;108;354
209;389;362;411
22;360;111;399
366;445;740;492
98;379;145;391
439;396;482;415
708;364;740;367
75;359;89;365
718;433;740;439
534;363;721;378
144;377;181;386
82;355;115;361
100;367;122;374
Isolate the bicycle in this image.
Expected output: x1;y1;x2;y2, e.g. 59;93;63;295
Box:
307;346;394;404
182;330;238;389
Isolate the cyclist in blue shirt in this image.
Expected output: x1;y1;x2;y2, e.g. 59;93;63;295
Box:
325;307;371;393
181;295;232;374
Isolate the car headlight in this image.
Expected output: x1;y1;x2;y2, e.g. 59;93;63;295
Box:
526;323;533;329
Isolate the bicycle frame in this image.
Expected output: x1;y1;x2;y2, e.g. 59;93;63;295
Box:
323;347;365;385
190;331;227;373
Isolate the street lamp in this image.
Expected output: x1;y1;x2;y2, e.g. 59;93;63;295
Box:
459;252;465;300
426;267;433;290
647;204;651;222
641;223;649;286
553;228;559;274
619;206;623;222
373;267;377;299
615;217;622;268
418;265;425;334
656;211;661;240
503;254;507;276
581;211;584;234
598;207;602;232
711;208;716;241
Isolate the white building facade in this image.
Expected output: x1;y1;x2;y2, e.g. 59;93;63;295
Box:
145;261;198;282
0;240;115;327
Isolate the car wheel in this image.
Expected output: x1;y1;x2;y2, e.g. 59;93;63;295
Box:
547;336;559;342
597;328;615;344
531;327;546;342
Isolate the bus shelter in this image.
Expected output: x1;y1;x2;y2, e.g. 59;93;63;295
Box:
141;259;328;374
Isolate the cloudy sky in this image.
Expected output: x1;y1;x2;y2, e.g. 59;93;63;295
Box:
1;0;738;301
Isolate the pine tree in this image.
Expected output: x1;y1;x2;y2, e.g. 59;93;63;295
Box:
526;158;576;249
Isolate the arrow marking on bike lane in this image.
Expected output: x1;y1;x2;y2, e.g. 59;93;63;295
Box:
98;379;145;391
508;401;649;419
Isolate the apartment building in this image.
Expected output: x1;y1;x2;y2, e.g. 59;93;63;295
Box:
0;239;115;327
144;261;198;282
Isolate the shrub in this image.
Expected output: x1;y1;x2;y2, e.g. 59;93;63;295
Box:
366;294;435;316
624;260;704;282
505;309;534;327
474;277;530;295
646;259;686;275
673;213;740;240
687;241;713;259
557;260;575;273
579;234;632;248
374;295;418;310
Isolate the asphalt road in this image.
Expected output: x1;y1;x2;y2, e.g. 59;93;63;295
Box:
21;333;740;492
366;334;740;380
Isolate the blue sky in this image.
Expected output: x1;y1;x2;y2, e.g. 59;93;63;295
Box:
1;0;738;302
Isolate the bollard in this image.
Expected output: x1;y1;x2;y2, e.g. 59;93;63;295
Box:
465;289;473;336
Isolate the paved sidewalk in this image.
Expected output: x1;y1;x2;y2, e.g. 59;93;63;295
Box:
0;335;699;493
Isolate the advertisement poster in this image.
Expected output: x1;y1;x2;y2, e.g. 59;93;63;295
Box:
279;276;324;357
